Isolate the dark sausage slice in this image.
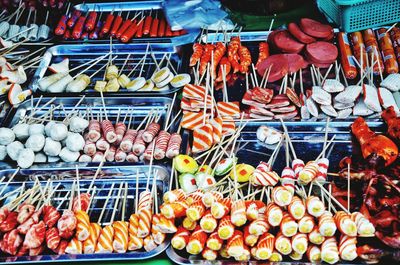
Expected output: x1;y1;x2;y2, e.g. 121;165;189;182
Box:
273;30;305;54
305;53;333;68
300;18;333;39
257;54;289;82
282;54;308;73
305;41;338;64
288;23;316;44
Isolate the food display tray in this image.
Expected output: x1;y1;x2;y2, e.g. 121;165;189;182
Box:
30;43;189;96
174;120;398;264
61;0;198;46
184;30;384;122
0;164;170;263
0;96;180;169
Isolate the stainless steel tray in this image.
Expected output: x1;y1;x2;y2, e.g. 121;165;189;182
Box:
0;165;170;263
30;43;187;96
60;1;198;46
0;96;180;169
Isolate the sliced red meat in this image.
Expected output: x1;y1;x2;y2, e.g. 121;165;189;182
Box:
305;41;338;64
257;54;289;82
281;54;308;73
305;53;334;68
299;18;333;39
271;105;297;113
322;30;334;42
265;94;290;108
251;87;274;104
249;106;274;116
274;109;298;120
249;113;274;120
288;22;316;44
272;30;305;54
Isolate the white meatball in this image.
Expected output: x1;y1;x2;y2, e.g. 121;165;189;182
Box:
25;134;45;152
78;154;92;162
65;133;85;152
34;152;47;163
48;156;60;163
0;145;7;160
61;132;73;147
69;116;89;133
59;147;79;162
0;128;15;145
7;141;24;161
17;148;35;169
43;138;61;156
45;121;55;136
29;124;45;135
50;123;68;141
13;123;29;141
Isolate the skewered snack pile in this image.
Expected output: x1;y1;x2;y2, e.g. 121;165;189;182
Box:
54;7;186;42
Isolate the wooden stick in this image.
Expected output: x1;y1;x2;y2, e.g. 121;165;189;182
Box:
109;182;124;224
122;182;128;221
68;180;76;211
315;135;337;161
76;165;81;211
87;148;108;194
322;117;330;158
347;163;351;212
280;119;297;159
314;181;349;213
0;168;19;197
97;183;115;224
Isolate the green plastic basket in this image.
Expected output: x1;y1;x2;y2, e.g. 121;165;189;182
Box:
317;0;400;32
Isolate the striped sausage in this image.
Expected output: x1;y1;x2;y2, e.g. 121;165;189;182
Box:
101;120;117;144
120;129;138;152
154;130;171;160
142;122;160;143
166;133;182;159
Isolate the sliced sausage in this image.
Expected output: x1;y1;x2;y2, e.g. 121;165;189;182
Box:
299;18;333;39
272;30;305;54
288;22;316;44
305;41;338;64
256;54;289;82
282;54;308;73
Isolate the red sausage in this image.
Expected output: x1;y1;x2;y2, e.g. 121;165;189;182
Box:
71;15;86;39
63;29;71;40
135;19;144;38
165;25;172;37
85;11;97;32
67;10;81;28
337;32;358;79
116;19;132;39
120;19;141;43
101;13;114;35
143;15;153;35
390;27;400;65
150;17;159;37
157;18;166;37
55;15;68;36
110;14;123;37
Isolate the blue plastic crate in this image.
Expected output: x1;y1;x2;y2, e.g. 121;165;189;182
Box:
317;0;400;32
